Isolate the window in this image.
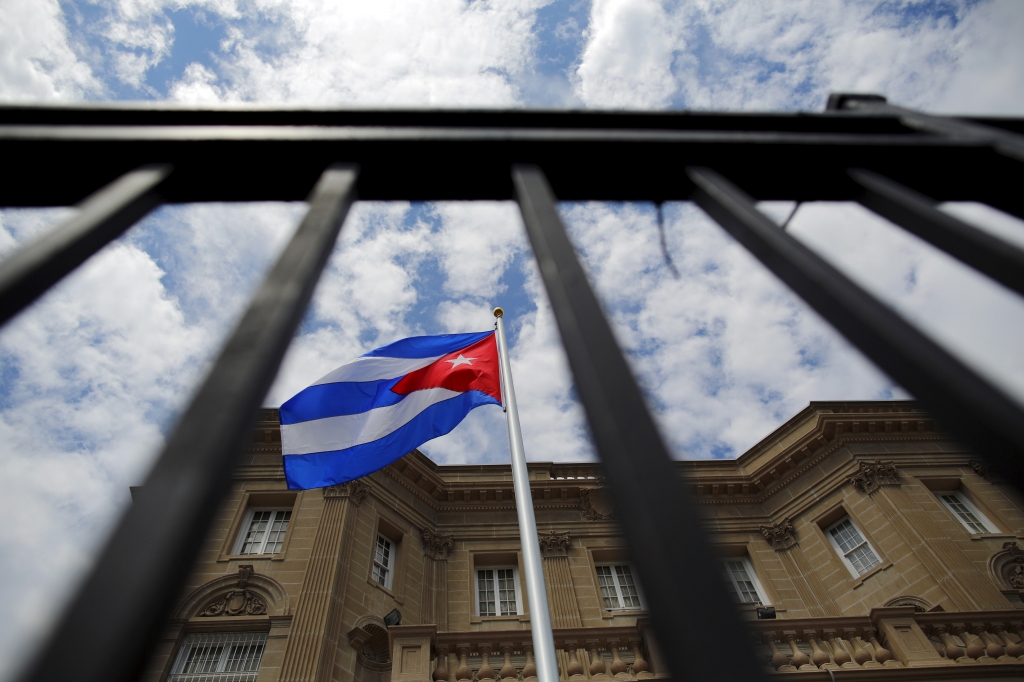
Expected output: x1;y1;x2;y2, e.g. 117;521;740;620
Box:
169;632;266;682
938;491;998;534
826;517;881;577
596;564;644;610
234;509;291;555
372;533;395;590
721;558;768;606
476;567;522;616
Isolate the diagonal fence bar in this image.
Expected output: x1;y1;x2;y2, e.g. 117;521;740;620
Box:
0;164;171;327
512;164;765;682
17;164;359;682
687;165;1024;492
850;168;1024;297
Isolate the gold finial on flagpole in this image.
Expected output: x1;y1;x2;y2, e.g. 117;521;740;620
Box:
493;307;504;318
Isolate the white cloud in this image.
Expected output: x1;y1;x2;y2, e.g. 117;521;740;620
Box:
574;0;1024;113
559;201;901;458
786;201;1024;407
167;0;548;105
0;203;299;678
0;0;101;100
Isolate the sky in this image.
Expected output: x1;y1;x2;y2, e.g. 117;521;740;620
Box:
2;0;1024;677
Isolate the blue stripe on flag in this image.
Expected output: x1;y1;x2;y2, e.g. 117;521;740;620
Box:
360;331;492;359
282;390;500;489
280;378;405;425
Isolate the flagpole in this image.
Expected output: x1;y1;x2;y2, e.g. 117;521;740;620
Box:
493;307;559;682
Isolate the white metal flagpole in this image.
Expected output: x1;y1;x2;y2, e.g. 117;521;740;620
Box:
493;307;559;682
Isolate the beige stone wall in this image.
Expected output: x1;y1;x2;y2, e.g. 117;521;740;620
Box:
145;402;1024;681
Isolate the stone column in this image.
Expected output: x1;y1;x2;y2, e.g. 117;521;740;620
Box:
759;518;842;617
539;531;583;628
849;460;1008;610
421;529;455;630
278;481;368;682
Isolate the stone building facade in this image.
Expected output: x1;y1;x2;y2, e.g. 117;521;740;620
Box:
143;401;1024;681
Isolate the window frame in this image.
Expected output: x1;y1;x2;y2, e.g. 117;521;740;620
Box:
595;563;646;611
937;490;999;534
169;631;267;682
720;557;769;606
372;532;396;591
475;565;523;617
825;516;882;577
231;507;292;556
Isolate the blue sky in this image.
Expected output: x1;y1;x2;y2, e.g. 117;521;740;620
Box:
2;0;1024;677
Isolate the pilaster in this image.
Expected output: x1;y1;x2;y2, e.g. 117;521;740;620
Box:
760;519;841;617
278;481;367;682
851;460;1008;610
540;532;582;628
422;528;454;630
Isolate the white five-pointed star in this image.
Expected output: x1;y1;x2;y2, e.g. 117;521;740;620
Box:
445;354;476;368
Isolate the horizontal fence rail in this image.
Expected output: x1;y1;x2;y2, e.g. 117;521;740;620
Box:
1;94;1023;682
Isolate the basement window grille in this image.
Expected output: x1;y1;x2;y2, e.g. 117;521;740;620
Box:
169;632;266;682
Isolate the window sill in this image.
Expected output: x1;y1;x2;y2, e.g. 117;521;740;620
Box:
851;561;892;588
737;603;784;612
367;577;403;604
968;533;1017;541
470;614;530;624
216;553;284;563
601;609;648;620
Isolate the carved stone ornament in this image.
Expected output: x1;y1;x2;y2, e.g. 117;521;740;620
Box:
759;517;797;551
199;565;268;617
323;480;370;504
848;459;900;494
580;488;614;521
422;528;455;560
200;589;268;617
969;459;991;480
1000;542;1024;590
538;530;571;556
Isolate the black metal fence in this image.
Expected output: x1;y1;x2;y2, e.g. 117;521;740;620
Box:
2;94;1024;682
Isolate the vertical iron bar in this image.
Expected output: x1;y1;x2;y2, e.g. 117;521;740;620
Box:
0;164;171;327
850;168;1024;296
512;164;764;682
17;164;359;682
687;166;1024;489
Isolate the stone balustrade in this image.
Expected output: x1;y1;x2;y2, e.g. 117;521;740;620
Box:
751;607;1024;674
388;624;666;682
388;609;1024;680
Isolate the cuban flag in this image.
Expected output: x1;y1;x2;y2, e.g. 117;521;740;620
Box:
280;331;502;489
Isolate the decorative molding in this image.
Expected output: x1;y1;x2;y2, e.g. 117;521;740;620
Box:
200;589;267;617
323;480;370;505
422;528;455;560
580;489;614;521
848;459;900;494
969;459;991;480
882;595;931;612
759;518;797;551
197;564;268;617
995;542;1024;591
176;567;288;619
539;531;572;557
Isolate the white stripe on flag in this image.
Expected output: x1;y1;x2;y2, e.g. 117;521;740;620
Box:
312;354;444;385
281;387;461;455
